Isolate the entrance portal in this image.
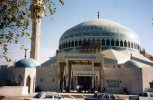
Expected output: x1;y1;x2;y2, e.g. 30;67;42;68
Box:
77;76;92;92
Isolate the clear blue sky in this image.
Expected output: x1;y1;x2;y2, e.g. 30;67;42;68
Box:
1;0;153;64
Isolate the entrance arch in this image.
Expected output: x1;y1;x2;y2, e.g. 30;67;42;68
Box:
26;76;31;93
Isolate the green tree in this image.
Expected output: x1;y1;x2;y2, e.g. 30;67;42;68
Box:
0;0;64;62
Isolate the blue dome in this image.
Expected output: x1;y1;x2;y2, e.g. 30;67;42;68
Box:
15;59;40;68
59;19;141;53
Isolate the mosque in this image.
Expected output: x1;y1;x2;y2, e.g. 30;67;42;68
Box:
1;18;153;95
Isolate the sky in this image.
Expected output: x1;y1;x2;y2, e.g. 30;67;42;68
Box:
1;0;153;65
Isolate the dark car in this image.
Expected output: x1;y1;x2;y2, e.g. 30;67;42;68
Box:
0;96;5;100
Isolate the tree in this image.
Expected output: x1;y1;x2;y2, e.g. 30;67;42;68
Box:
0;0;64;62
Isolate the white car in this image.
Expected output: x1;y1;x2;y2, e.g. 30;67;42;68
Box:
24;92;62;100
139;92;153;100
129;92;153;100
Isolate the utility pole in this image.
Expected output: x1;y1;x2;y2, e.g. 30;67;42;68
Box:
30;0;45;62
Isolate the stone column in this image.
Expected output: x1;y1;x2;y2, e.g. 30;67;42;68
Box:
100;55;105;92
59;62;65;92
68;61;72;92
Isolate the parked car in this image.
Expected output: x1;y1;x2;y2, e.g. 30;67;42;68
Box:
0;95;5;100
85;93;118;100
24;92;61;100
129;92;153;100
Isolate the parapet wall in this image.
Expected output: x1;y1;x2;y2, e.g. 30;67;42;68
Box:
0;86;28;96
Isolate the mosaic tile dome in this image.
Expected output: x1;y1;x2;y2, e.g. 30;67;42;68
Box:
59;19;141;52
15;58;40;68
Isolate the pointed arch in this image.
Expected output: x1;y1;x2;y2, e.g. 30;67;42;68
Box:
83;39;86;46
120;40;123;47
102;39;105;46
75;40;78;46
111;39;114;46
71;41;74;47
106;39;110;46
124;40;127;47
68;41;70;47
131;42;133;48
134;42;136;49
116;39;119;46
79;40;82;46
128;41;130;48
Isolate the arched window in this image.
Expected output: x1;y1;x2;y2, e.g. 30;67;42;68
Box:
128;41;130;48
106;39;110;46
131;42;133;48
75;40;78;46
102;39;105;46
71;41;74;47
111;39;114;46
79;40;82;46
120;40;123;47
92;39;95;43
97;38;100;43
124;41;127;47
116;39;119;46
68;41;70;47
83;39;86;46
87;39;91;45
65;42;67;48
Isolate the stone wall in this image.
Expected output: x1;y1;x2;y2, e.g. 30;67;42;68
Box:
142;68;153;92
36;64;59;91
103;68;143;94
0;86;28;96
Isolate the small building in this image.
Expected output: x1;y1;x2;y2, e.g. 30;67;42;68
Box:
0;59;39;96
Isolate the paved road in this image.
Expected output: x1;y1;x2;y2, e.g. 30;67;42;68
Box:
3;93;129;100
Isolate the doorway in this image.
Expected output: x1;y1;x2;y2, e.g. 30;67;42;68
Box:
77;76;92;91
26;76;31;93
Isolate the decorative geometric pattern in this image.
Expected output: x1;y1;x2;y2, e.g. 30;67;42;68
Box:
59;19;141;52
